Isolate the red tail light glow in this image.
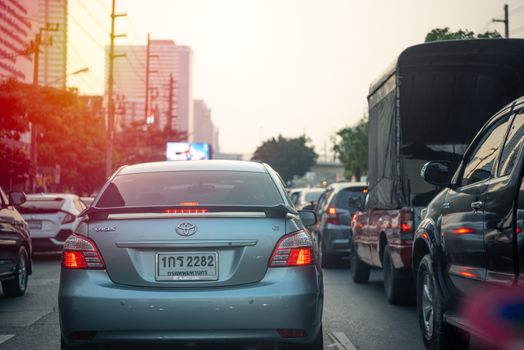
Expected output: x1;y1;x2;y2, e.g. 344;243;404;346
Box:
62;234;105;269
517;226;522;234
454;227;475;235
327;207;339;225
164;208;208;214
269;230;315;267
400;209;413;234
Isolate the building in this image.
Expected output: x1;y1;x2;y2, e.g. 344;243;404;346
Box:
109;40;193;138
0;0;67;87
0;0;39;83
37;0;67;89
193;99;219;152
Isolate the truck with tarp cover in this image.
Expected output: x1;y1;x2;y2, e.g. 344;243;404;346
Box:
350;39;524;304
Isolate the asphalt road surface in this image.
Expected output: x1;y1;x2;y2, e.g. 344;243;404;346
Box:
0;257;426;350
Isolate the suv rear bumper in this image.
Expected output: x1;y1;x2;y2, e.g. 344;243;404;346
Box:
59;266;323;346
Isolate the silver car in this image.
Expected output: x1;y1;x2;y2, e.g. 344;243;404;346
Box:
59;160;323;349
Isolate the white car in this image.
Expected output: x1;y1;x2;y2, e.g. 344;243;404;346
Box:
18;193;86;252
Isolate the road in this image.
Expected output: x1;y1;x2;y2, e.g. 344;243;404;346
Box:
0;258;424;350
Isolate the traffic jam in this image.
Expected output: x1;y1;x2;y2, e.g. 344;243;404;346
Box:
1;2;524;350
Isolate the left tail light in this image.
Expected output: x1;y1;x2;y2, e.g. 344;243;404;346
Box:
62;212;76;224
269;230;315;267
62;234;105;269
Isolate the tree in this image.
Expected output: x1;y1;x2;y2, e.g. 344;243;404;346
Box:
425;27;501;42
333;116;368;182
252;135;317;183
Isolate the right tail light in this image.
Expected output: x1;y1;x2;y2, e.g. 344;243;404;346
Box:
62;234;105;269
269;230;315;267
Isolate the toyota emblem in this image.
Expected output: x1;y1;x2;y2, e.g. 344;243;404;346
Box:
176;223;197;237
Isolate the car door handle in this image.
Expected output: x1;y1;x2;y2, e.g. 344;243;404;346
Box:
471;201;484;211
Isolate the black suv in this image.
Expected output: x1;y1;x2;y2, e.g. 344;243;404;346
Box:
312;182;367;267
412;96;524;349
0;187;31;297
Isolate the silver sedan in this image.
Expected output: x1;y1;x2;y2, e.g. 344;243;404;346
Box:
59;160;323;350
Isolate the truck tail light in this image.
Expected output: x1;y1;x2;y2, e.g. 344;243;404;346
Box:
327;207;339;225
269;230;314;267
62;234;105;269
400;208;414;234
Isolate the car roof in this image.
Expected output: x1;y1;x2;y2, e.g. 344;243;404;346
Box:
327;182;367;191
118;160;268;175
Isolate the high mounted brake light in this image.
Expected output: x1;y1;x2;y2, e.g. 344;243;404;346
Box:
62;234;105;269
269;230;315;267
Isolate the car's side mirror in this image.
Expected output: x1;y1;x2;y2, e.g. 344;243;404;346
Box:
421;161;452;187
302;202;315;211
348;196;363;210
9;191;26;206
298;210;317;227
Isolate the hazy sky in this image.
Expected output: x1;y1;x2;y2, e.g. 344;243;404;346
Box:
66;0;524;156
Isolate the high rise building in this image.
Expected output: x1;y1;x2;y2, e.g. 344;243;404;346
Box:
0;0;39;83
37;0;67;89
109;40;193;138
193;99;219;152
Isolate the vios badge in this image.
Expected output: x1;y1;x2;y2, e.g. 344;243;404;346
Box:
176;223;197;237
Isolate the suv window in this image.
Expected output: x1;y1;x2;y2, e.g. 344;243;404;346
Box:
498;112;524;177
461;115;510;186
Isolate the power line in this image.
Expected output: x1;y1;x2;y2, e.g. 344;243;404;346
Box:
94;0;111;15
76;0;109;35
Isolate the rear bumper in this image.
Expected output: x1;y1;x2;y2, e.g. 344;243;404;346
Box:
323;227;351;254
59;266;323;346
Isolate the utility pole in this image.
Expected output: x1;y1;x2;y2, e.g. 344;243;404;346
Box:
30;23;59;192
144;33;158;124
166;73;175;136
106;0;126;177
493;4;509;38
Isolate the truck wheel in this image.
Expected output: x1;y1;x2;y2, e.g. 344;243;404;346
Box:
383;244;413;305
417;255;469;350
2;248;29;297
351;241;370;283
319;240;336;268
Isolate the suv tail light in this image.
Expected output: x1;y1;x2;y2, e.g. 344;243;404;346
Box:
62;212;76;224
269;230;314;267
62;234;105;269
327;207;339;225
400;208;414;234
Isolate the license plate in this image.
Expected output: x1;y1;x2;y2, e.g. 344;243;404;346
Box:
28;220;42;230
156;252;218;281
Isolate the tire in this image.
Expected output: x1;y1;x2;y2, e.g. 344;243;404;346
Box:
417;255;469;350
319;240;336;268
383;244;413;305
350;241;370;283
2;248;29;297
288;326;323;350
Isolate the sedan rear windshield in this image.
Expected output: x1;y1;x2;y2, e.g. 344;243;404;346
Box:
96;171;284;208
18;198;65;213
335;188;367;209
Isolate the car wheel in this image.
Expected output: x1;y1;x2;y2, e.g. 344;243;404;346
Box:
350;240;369;283
383;244;413;305
417;255;469;350
288;326;323;350
319;240;336;268
2;247;29;297
60;336;99;350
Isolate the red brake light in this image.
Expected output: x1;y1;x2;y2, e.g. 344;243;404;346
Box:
400;209;413;234
269;230;314;267
516;226;522;234
327;207;339;225
453;227;474;234
62;212;76;224
62;234;105;269
163;208;208;214
363;188;368;193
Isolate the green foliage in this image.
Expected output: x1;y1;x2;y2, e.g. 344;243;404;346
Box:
333;116;368;181
252;135;318;183
425;27;502;42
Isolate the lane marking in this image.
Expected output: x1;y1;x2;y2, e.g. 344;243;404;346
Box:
0;334;14;345
329;331;357;350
